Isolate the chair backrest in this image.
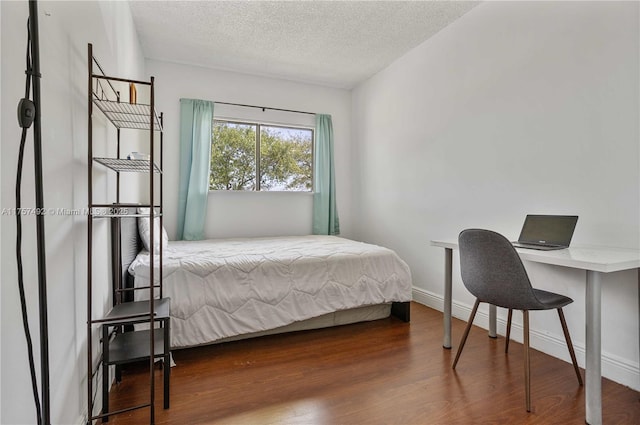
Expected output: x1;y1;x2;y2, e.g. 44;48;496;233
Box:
458;229;546;310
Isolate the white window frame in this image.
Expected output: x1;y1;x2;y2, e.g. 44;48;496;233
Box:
210;115;314;192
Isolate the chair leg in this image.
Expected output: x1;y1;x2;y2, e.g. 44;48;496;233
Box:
557;308;583;386
523;310;531;412
453;299;481;369
505;308;513;353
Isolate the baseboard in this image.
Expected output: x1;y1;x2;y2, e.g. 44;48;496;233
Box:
79;362;115;424
412;287;640;391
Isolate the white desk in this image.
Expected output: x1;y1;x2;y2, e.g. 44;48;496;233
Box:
431;240;640;425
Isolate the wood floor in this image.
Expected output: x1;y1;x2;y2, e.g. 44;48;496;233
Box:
104;303;639;424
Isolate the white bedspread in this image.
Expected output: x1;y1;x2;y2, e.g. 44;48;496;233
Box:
129;235;412;348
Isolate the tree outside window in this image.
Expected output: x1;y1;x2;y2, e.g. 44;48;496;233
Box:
210;120;313;192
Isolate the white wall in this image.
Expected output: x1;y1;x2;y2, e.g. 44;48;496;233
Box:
1;2;145;423
145;59;353;240
352;1;639;389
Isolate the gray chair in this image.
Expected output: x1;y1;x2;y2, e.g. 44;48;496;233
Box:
452;229;582;412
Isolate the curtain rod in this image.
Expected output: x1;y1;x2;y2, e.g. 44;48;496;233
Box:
215;101;316;116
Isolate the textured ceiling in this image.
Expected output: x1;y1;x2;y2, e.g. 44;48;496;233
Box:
129;1;479;89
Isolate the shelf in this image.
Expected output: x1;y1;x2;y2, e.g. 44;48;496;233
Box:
94;157;161;173
98;298;170;326
107;328;167;365
115;285;162;294
93;99;162;131
92;212;163;219
92;203;161;208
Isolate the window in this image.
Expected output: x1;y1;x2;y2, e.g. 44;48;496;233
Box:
210;120;313;192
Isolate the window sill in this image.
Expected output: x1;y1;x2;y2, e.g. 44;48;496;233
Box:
208;190;314;195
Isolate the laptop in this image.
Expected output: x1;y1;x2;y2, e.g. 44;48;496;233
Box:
512;215;578;251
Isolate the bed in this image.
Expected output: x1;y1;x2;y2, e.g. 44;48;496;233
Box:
114;218;412;349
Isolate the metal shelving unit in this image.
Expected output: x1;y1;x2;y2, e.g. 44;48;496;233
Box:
87;43;169;424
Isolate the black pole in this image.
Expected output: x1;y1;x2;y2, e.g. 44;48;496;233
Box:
28;1;50;424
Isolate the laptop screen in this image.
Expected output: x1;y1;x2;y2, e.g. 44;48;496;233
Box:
518;215;578;246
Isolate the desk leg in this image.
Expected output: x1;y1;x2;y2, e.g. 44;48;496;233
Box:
444;248;453;349
489;305;497;338
585;270;602;425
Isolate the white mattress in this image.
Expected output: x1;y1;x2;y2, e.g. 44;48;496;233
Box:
129;235;412;348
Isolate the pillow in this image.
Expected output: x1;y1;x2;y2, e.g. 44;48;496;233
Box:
137;208;169;253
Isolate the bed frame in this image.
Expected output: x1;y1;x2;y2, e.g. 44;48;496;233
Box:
111;217;409;347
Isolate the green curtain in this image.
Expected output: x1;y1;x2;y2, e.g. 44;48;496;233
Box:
177;99;213;240
312;114;340;235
